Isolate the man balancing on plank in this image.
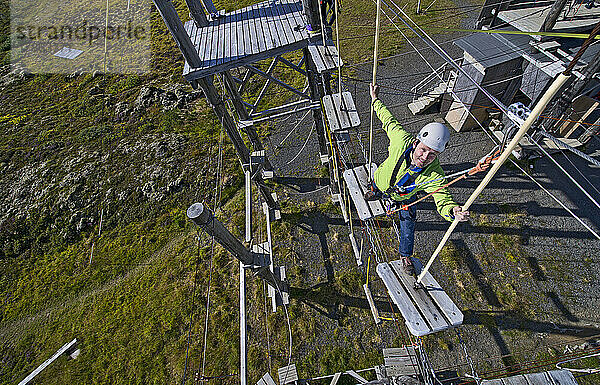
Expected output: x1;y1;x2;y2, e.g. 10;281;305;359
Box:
365;83;470;275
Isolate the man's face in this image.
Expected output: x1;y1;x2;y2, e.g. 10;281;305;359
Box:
412;141;439;168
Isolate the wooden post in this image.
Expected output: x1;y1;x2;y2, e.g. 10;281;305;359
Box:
187;203;282;288
223;71;250;120
152;0;204;67
304;47;330;163
196;77;277;208
183;0;209;27
245;168;252;243
540;0;569;32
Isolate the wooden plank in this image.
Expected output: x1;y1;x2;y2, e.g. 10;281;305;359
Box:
331;93;351;129
242;4;253;55
321;45;341;69
330;372;342;385
264;1;282;48
389;260;449;333
526;372;553;385
346;370;368;384
230;8;241;59
307;45;327;73
270;0;291;47
322;94;340;131
547;370;578;385
279;0;304;42
196;20;209;63
278;364;298;384
260;373;277;385
352;164;385;217
383;346;419;377
343;168;374;221
256;2;274;51
204;19;216;67
18;339;77;385
223;11;232;65
349;233;362;266
234;7;245;58
411;258;463;327
210;17;222;64
341;91;360;127
247;3;262;54
363;283;382;324
376;263;431;336
245;3;262;54
290;0;308;39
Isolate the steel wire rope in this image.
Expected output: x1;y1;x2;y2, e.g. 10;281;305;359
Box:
525;132;600;211
378;0;600;277
360;5;600;376
558;150;600;196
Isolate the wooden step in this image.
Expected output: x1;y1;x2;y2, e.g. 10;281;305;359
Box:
308;43;343;73
342;163;386;221
383;346;419;377
322;91;361;132
278;364;299;384
376;258;463;336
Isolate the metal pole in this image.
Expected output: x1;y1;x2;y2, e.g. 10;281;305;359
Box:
187;203;281;288
239;261;247;385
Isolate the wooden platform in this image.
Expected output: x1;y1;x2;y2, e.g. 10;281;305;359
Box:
343;164;386;221
376;258;463;337
307;43;343;73
482;370;578;385
383;347;419;378
497;5;600;39
322;91;361;132
183;0;310;80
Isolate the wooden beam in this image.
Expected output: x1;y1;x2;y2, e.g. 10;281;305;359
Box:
187;203;282;288
245;64;309;99
183;0;209;27
196;76;277;208
152;0;203;67
18;339;78;385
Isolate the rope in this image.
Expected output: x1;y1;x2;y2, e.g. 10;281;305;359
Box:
526;133;600;211
538;130;600;168
386;148;501;215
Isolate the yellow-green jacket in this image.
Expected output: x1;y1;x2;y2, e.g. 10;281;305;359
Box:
372;99;458;221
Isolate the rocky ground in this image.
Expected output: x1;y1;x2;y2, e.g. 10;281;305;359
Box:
261;21;600;384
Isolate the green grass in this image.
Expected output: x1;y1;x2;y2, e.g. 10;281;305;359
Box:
0;0;509;382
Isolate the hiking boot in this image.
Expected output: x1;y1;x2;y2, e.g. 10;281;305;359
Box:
400;256;415;275
364;190;378;201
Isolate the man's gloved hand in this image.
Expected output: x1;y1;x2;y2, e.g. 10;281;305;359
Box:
453;206;470;221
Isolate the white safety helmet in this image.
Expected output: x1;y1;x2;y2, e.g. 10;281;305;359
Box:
416;122;450;153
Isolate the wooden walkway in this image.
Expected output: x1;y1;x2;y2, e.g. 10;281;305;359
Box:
183;0;310;80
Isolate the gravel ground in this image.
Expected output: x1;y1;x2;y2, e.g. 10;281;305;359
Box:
260;8;600;381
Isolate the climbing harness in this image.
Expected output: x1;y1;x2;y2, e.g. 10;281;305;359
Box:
385;147;501;216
